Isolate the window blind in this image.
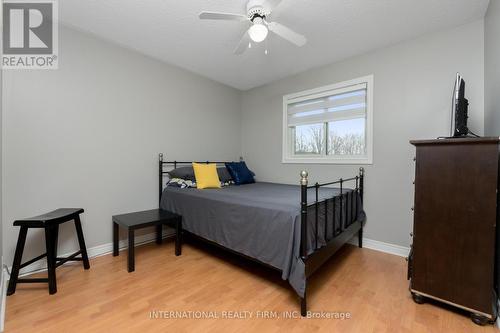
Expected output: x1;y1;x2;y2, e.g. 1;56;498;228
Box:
287;83;367;126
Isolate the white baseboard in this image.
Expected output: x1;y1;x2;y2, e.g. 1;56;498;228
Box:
0;260;9;332
349;236;410;257
1;265;7;332
13;231;409;277
13;229;176;278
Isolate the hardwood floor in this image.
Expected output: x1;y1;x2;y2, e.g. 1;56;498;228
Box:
5;239;498;333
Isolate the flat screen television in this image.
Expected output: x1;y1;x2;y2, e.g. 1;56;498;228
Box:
450;73;469;137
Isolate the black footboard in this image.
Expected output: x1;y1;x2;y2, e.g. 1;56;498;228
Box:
299;168;365;316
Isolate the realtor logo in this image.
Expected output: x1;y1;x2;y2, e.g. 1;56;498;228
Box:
2;0;58;69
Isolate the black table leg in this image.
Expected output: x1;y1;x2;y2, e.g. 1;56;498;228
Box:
301;280;307;316
175;217;182;256
113;222;119;256
156;224;162;245
7;226;28;296
74;215;90;269
128;229;135;272
53;224;59;259
45;226;57;294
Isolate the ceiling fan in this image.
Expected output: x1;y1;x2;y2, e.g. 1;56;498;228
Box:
199;0;307;55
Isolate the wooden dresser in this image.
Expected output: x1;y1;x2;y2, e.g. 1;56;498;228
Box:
409;137;499;325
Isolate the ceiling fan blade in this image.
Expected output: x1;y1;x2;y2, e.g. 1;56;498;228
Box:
199;11;248;21
262;0;284;13
268;22;307;47
234;30;251;55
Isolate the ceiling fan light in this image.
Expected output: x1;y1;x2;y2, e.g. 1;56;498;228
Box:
248;20;268;43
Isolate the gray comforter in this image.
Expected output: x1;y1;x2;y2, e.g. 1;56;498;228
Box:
160;182;365;297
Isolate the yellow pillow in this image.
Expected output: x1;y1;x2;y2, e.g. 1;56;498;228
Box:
192;163;221;189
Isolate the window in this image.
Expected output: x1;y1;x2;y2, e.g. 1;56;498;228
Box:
282;75;373;164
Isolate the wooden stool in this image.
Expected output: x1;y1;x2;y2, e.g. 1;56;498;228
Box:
7;208;90;295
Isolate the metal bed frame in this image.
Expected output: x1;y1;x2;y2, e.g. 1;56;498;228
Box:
158;153;365;316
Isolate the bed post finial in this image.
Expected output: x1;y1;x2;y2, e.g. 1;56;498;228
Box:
359;167;364;176
159;153;163;162
239;156;244;162
300;170;308;186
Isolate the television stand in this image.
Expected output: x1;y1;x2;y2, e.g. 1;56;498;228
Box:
437;131;481;140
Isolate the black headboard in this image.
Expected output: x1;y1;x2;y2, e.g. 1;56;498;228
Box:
158;153;242;205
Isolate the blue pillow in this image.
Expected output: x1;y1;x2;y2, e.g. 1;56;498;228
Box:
225;162;255;185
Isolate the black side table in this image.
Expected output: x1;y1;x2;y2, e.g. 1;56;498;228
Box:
112;209;182;272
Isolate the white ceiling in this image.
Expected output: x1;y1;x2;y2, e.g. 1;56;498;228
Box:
60;0;489;90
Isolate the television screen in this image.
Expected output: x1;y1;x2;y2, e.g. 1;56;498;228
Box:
450;73;469;137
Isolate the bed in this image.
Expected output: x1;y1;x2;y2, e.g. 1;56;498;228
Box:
158;154;366;316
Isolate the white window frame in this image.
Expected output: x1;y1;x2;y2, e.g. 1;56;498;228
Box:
282;75;373;164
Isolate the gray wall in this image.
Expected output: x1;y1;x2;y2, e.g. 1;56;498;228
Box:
241;20;485;248
0;1;3;271
2;26;241;267
485;0;500;136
